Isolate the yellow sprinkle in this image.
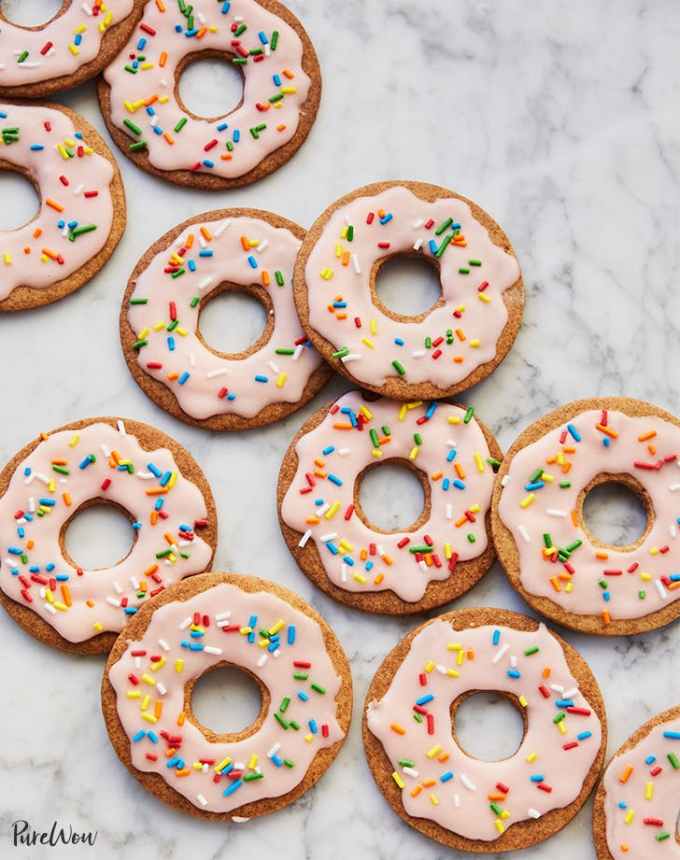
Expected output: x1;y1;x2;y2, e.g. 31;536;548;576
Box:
447;415;462;425
304;733;313;743
126;690;141;700
175;658;184;673
426;745;442;759
361;337;375;349
519;695;528;708
392;771;405;789
68;43;80;56
369;319;377;335
424;660;435;673
324;502;341;520
479;292;492;303
645;781;653;800
320;267;334;280
429;793;439;806
141;711;158;724
474;453;485;473
359;405;373;420
495;820;505;834
520;493;535;508
470;338;480;347
269;619;285;636
68;434;80;447
93;622;103;633
276;372;287;388
447;642;463;651
248;754;258;769
215;757;232;773
409;446;419;460
526;752;537;763
142;673;155;686
353;573;367;584
446;668;460;678
444;543;452;559
624;809;635;825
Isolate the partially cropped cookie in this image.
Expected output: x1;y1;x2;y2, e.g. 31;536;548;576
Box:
364;607;606;853
593;705;680;859
0;100;125;311
0;1;144;98
121;209;331;431
97;0;321;189
293;181;523;400
0;417;217;654
277;390;502;614
101;572;352;820
492;397;680;635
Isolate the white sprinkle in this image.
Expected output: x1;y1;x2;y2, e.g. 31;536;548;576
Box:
231;817;249;824
267;742;281;758
106;597;121;607
453;793;461;808
670;524;677;539
268;360;280;374
340;563;348;582
206;368;230;379
351;253;361;274
292;344;305;361
670;484;680;491
158;638;170;652
528;808;541;819
44;602;57;615
136;471;154;480
197;794;208;807
316;503;330;517
215;610;231;621
446;504;453;521
411;349;426;358
546;508;567;518
519;525;531;543
204;646;223;656
655;579;668;599
198;276;214;291
117;420;126;435
257;653;268;667
320;532;337;543
492;643;509;664
412;218;425;229
298;530;312;548
156;682;167;696
73;183;84;196
510;655;518;668
213;219;231;238
563;687;579;699
113;581;123;595
179;615;192;630
501;475;510;487
403;767;419;778
337;448;351;456
550;684;564;694
413;238;424;251
460;773;476;791
341;353;362;364
256;239;269;254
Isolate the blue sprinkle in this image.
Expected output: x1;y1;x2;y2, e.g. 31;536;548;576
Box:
248;255;258;268
577;731;592;741
178;371;190;385
566;423;582;442
529;774;544;783
287;625;295;645
440;771;453;783
416;694;434;706
328;474;343;486
254;374;268;383
492;629;501;645
322;446;335;455
223;779;242;797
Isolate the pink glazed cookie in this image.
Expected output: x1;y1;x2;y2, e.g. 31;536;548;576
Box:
0;1;144;98
592;705;680;859
364;607;606;853
294;181;524;400
0;100;125;311
0;417;217;654
492;397;680;636
102;572;352;820
121;209;331;430
97;0;321;189
277;390;502;614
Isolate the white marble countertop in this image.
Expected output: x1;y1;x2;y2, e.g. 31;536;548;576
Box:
1;0;680;858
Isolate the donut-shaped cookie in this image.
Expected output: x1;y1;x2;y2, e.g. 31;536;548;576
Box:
0;417;217;654
492;397;680;636
0;1;144;98
102;572;352;819
593;705;680;859
293;181;523;400
0;100;125;311
97;0;321;189
364;607;606;852
121;209;331;430
277;390;502;614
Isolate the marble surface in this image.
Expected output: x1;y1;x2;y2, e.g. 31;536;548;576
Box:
1;0;680;857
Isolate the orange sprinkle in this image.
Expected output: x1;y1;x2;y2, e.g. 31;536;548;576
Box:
155;0;166;9
61;584;72;607
46;198;64;212
163;131;174;145
262;270;270;287
62;492;72;506
638;430;656;442
159;50;168;67
602;610;611;625
200;226;213;241
596;423;618;439
390;723;405;735
33;227;43;239
619;765;633;784
410;785;423;798
146;487;169;497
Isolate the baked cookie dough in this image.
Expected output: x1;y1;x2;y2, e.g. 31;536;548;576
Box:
0;1;144;98
121;208;331;431
102;572;352;820
293;181;523;400
493;397;680;636
0;417;217;654
364;607;606;852
97;0;321;189
0;99;125;311
277;390;502;614
593;705;680;859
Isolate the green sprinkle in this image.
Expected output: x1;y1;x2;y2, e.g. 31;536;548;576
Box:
234;23;247;36
657;833;671;842
271;30;279;50
275;270;285;286
529;468;544;483
543;533;553;549
435;233;453;258
123;119;142;136
293;672;308;681
524;646;540;656
369;429;380;448
332;347;349;359
486;457;502;472
274;712;288;730
668;752;680;769
414;432;423;445
52;465;69;476
347;225;354;242
466;533;476;543
409;545;433;554
639;590;646;599
243;772;263;782
311;683;326;695
382;425;391;436
174;117;188;133
413;712;423;723
129;140;148;152
490;802;502;816
130;298;148;305
275;348;295;355
392;360;406;376
124;64;138;74
463;406;475;424
171;268;185;279
288;720;300;731
232;57;248;65
133;338;148;351
435;217;453;236
190;296;200;308
469;259;482;266
458;267;470;274
69;224;97;241
398;759;415;768
269;93;284;103
553;712;566;724
156;548;172;559
279;696;290;713
283;759;295;768
17;50;29;64
559;480;571;489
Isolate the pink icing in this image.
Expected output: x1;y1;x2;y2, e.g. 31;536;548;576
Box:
366;619;602;842
497;408;680;621
103;0;312;180
108;580;346;814
0;421;213;643
0;102;116;302
0;1;135;86
127;213;322;420
280;391;495;603
602;716;680;858
303;185;521;391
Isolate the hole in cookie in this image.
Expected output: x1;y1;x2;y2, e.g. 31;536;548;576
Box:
63;501;135;570
190;664;264;736
356;459;428;533
374;255;443;319
177;53;244;120
0;170;40;231
581;477;650;549
0;0;63;26
198;286;270;357
452;691;526;762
